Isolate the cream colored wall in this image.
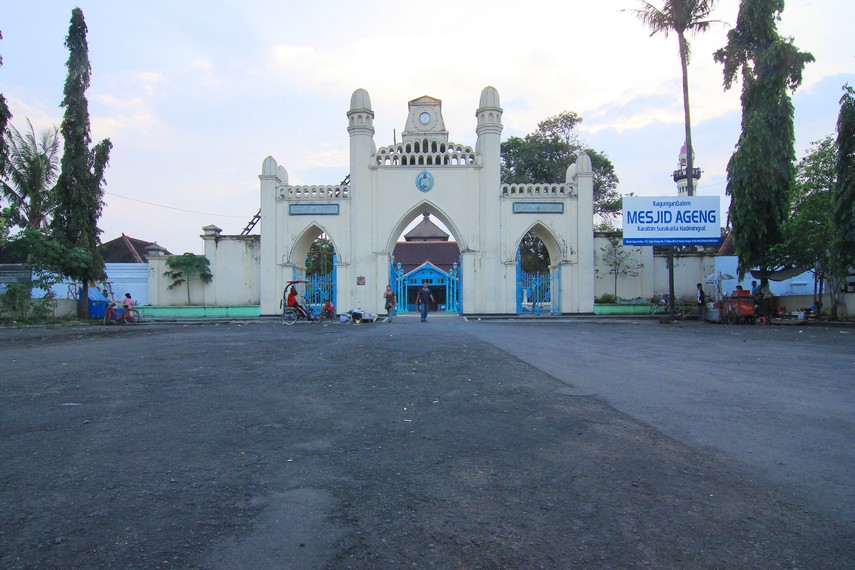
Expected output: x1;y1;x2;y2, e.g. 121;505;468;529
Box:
202;233;260;305
593;234;715;302
147;234;260;307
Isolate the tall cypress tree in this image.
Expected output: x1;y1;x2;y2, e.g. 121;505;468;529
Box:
832;84;855;285
0;30;12;184
50;8;112;317
714;0;814;277
1;30;14;242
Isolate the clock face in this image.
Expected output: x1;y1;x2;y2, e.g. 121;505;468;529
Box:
418;111;431;125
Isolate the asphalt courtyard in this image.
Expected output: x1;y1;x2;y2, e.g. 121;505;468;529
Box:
1;314;853;569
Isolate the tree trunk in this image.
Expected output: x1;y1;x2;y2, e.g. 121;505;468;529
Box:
80;281;90;319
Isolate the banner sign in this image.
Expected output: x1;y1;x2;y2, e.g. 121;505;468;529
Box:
623;196;721;246
512;202;564;214
289;204;339;216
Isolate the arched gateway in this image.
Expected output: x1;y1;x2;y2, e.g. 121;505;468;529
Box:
258;87;594;316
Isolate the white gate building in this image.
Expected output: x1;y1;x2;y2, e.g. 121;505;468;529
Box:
258;87;595;315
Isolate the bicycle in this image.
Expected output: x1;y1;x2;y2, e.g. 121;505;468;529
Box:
104;302;141;325
650;293;684;319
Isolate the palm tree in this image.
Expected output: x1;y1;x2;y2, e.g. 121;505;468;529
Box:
1;119;61;231
627;0;721;196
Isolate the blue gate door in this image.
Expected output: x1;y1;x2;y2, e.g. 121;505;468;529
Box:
296;256;337;317
392;258;461;314
516;257;560;315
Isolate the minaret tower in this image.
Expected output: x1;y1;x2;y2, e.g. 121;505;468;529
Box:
673;142;701;197
347;88;376;306
475;86;503;313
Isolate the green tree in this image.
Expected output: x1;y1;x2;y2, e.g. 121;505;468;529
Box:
519;231;550;274
627;0;722;197
598;235;642;299
162;253;213;305
832;84;855;287
772;136;836;314
0;121;61;313
1;120;61;231
714;0;814;277
306;236;334;275
49;8;113;318
0;210;8;243
0;29;11;178
500;111;621;219
1;29;12;243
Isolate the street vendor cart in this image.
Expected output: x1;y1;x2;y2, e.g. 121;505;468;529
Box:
723;289;756;325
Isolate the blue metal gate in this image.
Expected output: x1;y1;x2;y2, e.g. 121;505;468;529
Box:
391;258;461;314
516;258;560;315
294;256;337;317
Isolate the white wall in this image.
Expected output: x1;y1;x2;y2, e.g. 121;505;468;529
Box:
147;233;260;307
593;234;713;302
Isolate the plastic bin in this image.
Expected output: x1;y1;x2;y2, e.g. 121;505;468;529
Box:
78;287;108;318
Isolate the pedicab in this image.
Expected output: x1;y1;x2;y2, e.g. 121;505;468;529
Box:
280;280;316;325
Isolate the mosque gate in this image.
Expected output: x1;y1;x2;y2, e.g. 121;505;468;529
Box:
256;87;595;316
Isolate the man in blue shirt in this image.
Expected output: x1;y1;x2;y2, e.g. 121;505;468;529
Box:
416;280;435;322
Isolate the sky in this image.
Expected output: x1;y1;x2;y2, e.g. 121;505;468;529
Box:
2;0;853;255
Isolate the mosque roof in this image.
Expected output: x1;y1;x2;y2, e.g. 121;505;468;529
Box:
392;241;460;273
403;212;449;242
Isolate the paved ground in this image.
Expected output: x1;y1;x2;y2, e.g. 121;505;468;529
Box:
464;315;855;526
1;315;853;569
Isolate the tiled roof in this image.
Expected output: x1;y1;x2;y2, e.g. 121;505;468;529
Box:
404;213;449;242
392;242;460;273
99;234;171;263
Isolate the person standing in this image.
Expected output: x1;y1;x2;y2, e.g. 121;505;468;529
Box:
383;285;397;323
416;280;435;322
696;283;707;322
758;278;773;318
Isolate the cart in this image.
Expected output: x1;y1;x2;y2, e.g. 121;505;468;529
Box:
722;289;756;324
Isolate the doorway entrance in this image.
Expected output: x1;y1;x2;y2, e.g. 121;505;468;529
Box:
392;260;460;314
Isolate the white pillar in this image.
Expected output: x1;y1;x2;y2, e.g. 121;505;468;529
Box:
475;86;503;314
574;152;595;313
259;157;284;315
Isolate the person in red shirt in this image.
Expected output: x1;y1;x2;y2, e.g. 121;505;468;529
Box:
321;299;335;319
286;286;313;321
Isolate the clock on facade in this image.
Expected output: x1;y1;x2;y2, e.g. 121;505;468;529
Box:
418;111;431;125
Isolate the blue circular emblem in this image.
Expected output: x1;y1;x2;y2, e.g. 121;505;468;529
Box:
416;170;434;192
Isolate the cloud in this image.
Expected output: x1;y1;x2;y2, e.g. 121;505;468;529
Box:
5;95;62;132
91;93;165;142
191;59;213;72
137;71;167;96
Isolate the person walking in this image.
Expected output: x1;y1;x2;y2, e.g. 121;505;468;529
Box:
696;283;707;322
383;285;397;323
416;280;435;322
